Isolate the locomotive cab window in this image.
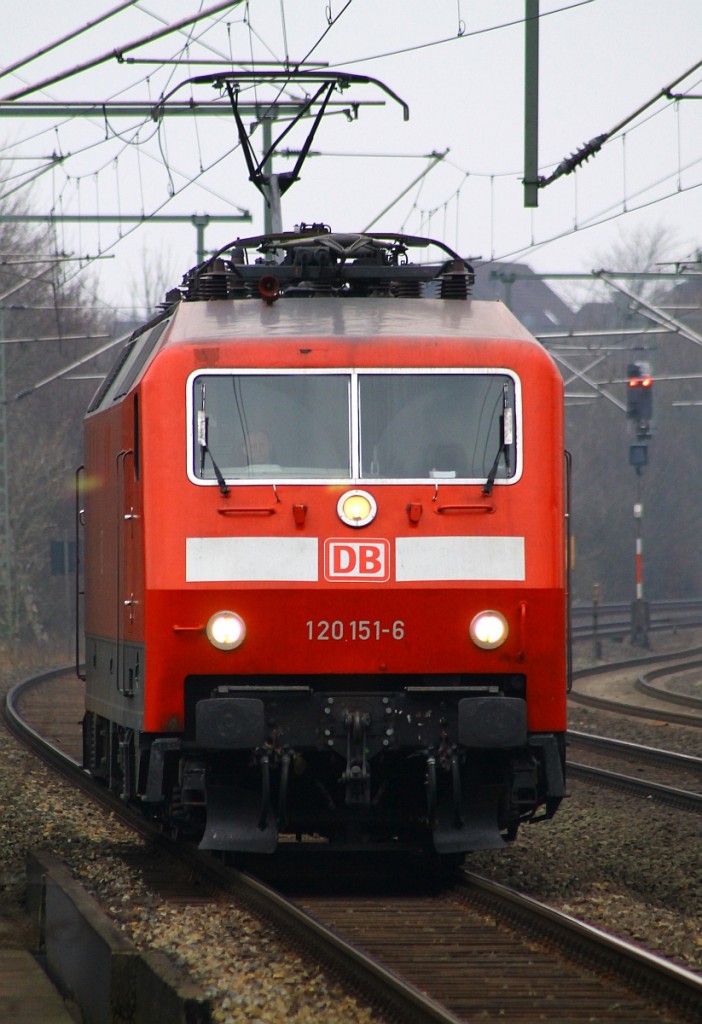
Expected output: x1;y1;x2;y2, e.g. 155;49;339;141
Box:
188;369;519;485
359;372;517;481
192;372;351;480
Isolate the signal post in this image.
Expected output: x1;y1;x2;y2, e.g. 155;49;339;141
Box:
627;362;653;646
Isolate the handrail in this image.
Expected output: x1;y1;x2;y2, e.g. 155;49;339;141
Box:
217;506;276;516
434;503;496;514
74;466;86;682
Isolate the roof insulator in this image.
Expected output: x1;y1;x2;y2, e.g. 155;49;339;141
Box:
440;260;472;300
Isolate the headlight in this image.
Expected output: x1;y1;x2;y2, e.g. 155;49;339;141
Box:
337;489;377;528
469;610;509;650
206;611;246;650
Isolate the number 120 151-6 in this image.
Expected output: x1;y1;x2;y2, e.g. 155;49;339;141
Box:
307;620;405;641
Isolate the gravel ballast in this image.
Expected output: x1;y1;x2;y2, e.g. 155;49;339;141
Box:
1;641;701;1023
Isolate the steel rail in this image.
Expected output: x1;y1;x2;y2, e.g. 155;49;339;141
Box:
569;728;702;768
4;669;465;1024
571;617;702;640
570;647;702;727
572;644;702;681
8;666;702;1022
462;872;702;1021
637;659;702;710
568;761;702;812
571;597;702;620
216;868;467;1024
571;694;702;728
568;655;702;809
3;666;83;769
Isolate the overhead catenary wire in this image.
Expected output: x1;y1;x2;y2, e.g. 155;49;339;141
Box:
291;0;356;72
0;0;698;321
54;137;246;291
1;0;248;101
538;57;702;189
0;2;670;211
13;331;133;401
1;104;250;215
495;155;702;266
0;0;139;83
363;150;448;232
134;2;245;65
235;0;357;123
323;0;595;72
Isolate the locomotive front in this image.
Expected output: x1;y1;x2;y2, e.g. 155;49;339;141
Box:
81;229;568;858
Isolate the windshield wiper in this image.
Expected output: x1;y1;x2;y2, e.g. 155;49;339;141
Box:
483;385;513;495
197;409;229;495
483;444;504;495
205;448;229;495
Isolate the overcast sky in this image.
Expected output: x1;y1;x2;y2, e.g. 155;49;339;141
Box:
0;1;700;312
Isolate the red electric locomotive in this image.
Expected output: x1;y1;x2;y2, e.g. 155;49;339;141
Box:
78;227;569;859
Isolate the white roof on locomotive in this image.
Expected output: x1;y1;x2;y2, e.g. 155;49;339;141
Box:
165;297;539;345
88;294;550;416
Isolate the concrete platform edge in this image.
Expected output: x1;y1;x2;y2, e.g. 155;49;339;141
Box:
26;850;212;1024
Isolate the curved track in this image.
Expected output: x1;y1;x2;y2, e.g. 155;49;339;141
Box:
568;636;702;815
5;667;702;1022
570;647;702;727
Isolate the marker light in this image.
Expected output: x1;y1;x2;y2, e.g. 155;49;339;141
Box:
206;611;246;650
337;489;377;528
469;610;509;650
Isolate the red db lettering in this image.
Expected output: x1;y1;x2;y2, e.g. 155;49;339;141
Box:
332;545;356;574
324;539;390;582
360;545;382;574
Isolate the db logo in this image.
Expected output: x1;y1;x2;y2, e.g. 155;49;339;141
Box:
324;539;390;581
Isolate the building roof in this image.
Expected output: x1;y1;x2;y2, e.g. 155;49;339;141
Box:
472;260;574;335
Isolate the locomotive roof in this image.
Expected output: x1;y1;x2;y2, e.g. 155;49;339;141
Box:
89;296;550;415
165;296;538;345
165;228;540;347
89;231;551;413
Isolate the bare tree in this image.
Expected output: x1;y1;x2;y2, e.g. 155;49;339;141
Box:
128;245;179;320
564;224;702;606
0;197;109;643
592;221;679;299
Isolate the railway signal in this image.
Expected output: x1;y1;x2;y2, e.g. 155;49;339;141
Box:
627;362;653;440
626;362;652;646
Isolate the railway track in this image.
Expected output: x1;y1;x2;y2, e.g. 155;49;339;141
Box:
568;640;702;810
570;598;702;641
288;872;702;1023
569;730;702;792
5;666;702;1023
571;648;702;727
568;744;702;813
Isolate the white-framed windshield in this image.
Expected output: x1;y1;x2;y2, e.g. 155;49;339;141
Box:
186;368;521;485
